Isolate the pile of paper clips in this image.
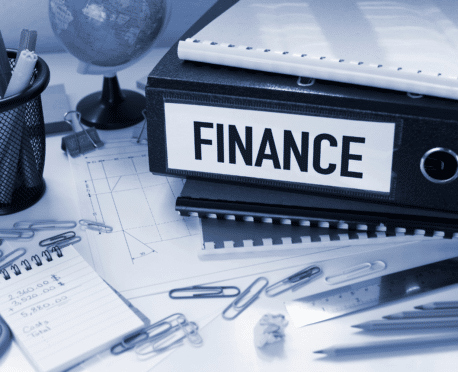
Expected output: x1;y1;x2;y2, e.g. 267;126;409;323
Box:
111;313;203;359
221;265;322;320
166;265;323;321
0;220;80;248
0;219;113;245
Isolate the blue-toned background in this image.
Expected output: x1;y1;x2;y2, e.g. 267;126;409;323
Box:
1;0;218;52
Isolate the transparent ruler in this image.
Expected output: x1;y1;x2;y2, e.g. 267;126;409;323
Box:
285;256;458;327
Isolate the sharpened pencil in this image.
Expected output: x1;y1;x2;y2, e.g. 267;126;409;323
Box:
415;302;458;310
383;309;458;319
314;336;458;356
353;319;458;331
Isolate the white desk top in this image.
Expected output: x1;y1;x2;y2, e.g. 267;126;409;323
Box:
1;47;458;372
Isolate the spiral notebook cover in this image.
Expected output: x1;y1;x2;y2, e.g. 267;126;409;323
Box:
177;180;458;238
178;0;458;100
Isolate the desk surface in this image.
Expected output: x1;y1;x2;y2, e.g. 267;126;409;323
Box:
1;48;458;372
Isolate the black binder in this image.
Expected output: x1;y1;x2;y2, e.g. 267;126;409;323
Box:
176;179;458;238
146;0;458;213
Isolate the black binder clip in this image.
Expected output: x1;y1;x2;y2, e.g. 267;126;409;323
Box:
61;111;104;157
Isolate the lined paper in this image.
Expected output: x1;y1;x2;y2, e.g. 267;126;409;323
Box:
0;245;144;372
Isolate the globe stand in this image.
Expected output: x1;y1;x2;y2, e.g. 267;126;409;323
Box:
76;75;145;130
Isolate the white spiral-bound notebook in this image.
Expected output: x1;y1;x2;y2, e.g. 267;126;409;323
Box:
178;0;458;100
0;245;145;372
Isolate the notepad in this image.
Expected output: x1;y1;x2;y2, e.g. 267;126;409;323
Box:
178;0;458;100
0;245;145;372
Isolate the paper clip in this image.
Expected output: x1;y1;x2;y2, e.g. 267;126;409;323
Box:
0;229;34;240
46;236;81;251
13;220;77;230
0;248;27;272
13;220;56;229
134;327;186;357
135;321;200;357
178;317;203;347
265;265;321;297
79;219;113;233
169;285;241;299
39;231;76;247
325;261;386;285
111;313;187;355
222;277;269;320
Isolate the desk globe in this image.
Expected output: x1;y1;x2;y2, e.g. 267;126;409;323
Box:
49;0;168;129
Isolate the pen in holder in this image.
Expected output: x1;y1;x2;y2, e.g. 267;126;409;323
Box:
0;49;50;215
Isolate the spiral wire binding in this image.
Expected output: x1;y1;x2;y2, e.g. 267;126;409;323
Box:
1;246;63;280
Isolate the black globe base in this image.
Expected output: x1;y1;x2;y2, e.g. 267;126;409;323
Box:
77;75;145;130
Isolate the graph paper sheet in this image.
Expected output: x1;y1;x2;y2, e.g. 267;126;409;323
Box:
68;140;284;297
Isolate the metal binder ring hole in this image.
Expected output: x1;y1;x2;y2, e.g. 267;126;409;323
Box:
339;59;344;62
301;54;307;57
246;47;252;50
297;77;315;87
358;62;364;65
264;49;270;52
228;44;235;47
320;56;326;60
377;64;383;68
420;148;458;184
283;51;289;55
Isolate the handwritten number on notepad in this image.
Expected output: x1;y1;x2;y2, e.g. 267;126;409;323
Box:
4;275;67;318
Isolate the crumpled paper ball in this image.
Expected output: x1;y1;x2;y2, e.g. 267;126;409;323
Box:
254;313;288;348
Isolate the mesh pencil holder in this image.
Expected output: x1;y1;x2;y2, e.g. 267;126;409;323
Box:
0;49;50;215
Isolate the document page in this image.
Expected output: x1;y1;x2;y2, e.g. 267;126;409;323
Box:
68;140;291;297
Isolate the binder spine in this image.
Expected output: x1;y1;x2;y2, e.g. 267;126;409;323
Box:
1;246;63;280
149;88;402;201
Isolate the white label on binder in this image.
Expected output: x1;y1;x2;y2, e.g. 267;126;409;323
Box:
165;103;395;193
